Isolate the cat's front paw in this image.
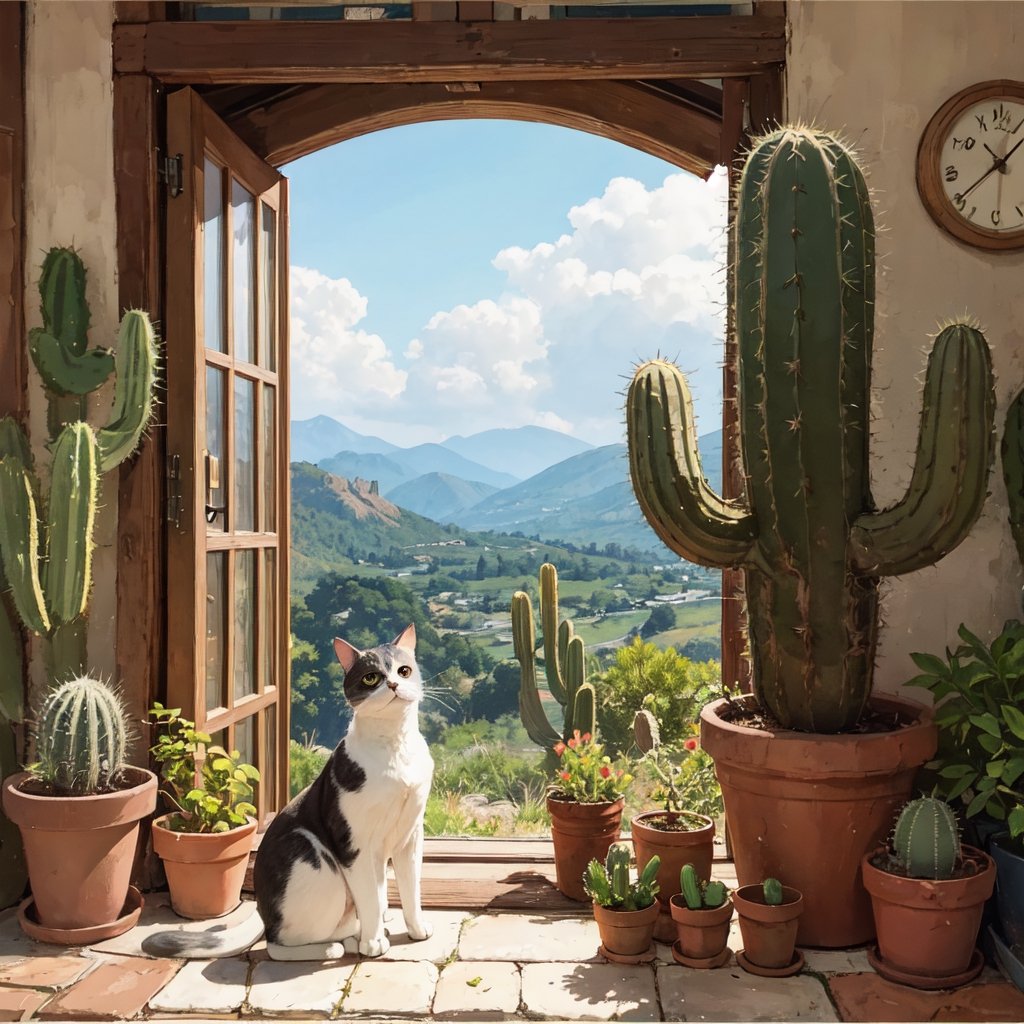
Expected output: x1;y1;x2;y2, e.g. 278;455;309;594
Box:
406;919;433;942
358;934;391;958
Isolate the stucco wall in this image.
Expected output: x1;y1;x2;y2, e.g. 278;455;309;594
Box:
787;0;1024;691
24;0;118;695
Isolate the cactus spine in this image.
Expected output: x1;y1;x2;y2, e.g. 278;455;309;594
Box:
512;563;598;747
33;675;129;796
892;797;961;880
763;878;784;906
0;248;160;682
626;128;995;732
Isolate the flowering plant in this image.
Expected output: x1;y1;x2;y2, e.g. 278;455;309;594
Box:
550;729;632;803
634;712;722;818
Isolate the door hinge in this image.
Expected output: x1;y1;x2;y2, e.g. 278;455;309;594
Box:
166;453;182;527
158;152;183;197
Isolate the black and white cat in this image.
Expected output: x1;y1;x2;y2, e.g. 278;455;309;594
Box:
144;624;434;960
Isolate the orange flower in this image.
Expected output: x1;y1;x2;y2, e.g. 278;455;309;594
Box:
567;737;577;749
600;765;611;778
684;738;699;751
560;771;571;781
582;732;592;743
554;742;566;757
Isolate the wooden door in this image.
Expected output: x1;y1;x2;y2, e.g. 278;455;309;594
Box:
165;87;290;820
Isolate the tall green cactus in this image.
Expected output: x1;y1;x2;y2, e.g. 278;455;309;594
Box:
626;127;995;733
511;562;597;748
0;248;160;683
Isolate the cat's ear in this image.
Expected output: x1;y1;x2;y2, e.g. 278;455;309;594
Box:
333;637;362;673
393;623;416;651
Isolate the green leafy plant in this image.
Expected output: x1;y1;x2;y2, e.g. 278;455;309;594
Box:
149;703;259;833
906;621;1024;841
550;729;631;804
584;842;660;910
678;862;728;909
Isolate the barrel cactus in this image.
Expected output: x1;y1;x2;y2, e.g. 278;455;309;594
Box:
512;563;598;748
763;877;785;906
892;796;961;880
0;247;160;681
626;127;995;732
31;675;130;795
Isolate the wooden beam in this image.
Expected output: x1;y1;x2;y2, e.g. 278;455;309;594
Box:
114;16;786;84
229;80;721;176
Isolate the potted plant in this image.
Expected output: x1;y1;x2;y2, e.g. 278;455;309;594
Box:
583;841;661;963
669;863;732;968
2;675;157;943
626;125;994;946
149;704;260;919
732;876;804;978
862;796;995;989
631;709;715;941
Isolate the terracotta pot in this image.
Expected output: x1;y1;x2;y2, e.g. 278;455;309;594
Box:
2;767;156;938
152;814;257;919
862;845;995;985
700;694;936;947
669;893;733;960
732;883;803;969
547;796;623;902
593;900;660;958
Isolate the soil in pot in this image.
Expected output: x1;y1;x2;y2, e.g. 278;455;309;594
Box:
593;900;660;960
547;796;623;903
2;767;157;938
862;844;995;987
152;814;257;919
700;694;936;947
669;893;732;963
732;883;803;973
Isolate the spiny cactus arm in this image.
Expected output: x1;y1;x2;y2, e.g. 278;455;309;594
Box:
539;563;568;704
627;359;756;568
38;247;90;355
704;880;728;908
679;863;703;910
0;597;23;722
0;456;50;635
1002;386;1024;570
563;636;587;737
570;680;596;741
583;859;613;906
556;620;573;703
96;310;160;473
850;323;995;576
28;327;114;397
511;591;561;749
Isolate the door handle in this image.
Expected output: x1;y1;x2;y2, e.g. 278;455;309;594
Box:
205;451;226;523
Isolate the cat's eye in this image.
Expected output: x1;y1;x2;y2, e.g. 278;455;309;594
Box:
398;665;412;678
361;672;382;687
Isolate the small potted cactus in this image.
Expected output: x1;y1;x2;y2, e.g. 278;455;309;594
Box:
583;842;661;963
668;863;732;968
1;675;157;942
862;796;995;989
732;877;804;977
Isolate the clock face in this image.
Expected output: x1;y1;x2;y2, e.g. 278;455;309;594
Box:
917;81;1024;250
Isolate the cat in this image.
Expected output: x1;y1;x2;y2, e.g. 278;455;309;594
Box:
143;624;435;960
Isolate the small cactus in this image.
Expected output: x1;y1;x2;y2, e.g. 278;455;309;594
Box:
583;845;660;911
703;880;728;908
763;878;784;906
680;862;728;909
892;796;961;880
606;842;632;904
31;675;130;795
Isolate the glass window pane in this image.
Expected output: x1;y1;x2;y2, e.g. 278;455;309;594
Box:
206;366;225;534
259;202;277;371
234;549;256;702
232;179;255;365
262;386;276;532
234;376;255;532
205;552;226;712
203;158;225;353
261;548;277;692
264;706;277;809
236;715;254;766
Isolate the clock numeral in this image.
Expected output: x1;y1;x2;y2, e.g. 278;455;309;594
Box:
992;209;1001;226
993;104;1016;133
976;113;988;132
953;193;967;211
944;165;959;182
968;205;978;221
1016;205;1024;218
952;136;976;151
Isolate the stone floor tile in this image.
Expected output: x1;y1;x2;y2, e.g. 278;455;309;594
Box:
0;985;50;1022
342;960;438;1016
657;964;838;1022
37;955;181;1021
800;947;871;975
432;961;521;1020
828;972;1024;1022
381;910;470;964
520;962;658;1021
248;959;354;1016
459;914;601;962
0;956;95;991
0;911;64;964
147;957;249;1014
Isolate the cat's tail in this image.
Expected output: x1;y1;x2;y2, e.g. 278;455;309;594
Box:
141;906;265;959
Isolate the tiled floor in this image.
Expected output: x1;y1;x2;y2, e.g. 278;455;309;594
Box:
1;885;1024;1021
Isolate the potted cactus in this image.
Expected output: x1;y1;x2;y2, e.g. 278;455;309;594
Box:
669;863;732;968
1;676;157;942
513;564;629;901
732;877;804;978
626;127;995;947
583;842;661;963
862;796;995;990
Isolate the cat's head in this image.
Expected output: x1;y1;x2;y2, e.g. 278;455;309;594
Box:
333;624;423;717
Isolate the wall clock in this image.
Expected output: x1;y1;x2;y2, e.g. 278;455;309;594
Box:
916;79;1024;251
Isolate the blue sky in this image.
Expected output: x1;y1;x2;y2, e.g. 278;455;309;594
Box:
285;119;728;448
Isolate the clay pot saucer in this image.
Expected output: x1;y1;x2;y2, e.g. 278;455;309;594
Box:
736;948;805;977
867;946;984;990
598;943;656;964
17;886;143;945
672;941;731;969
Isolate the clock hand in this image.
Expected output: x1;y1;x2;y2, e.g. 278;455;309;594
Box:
959;135;1024;203
983;141;1009;171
